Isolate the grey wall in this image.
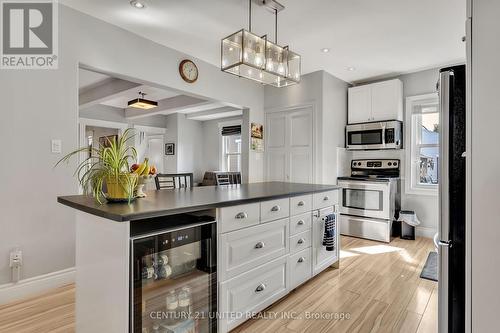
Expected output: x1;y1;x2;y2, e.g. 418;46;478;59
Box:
0;5;264;286
264;71;348;184
349;68;440;236
471;0;500;329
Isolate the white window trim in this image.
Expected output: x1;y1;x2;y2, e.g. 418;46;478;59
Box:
405;93;439;196
218;119;242;171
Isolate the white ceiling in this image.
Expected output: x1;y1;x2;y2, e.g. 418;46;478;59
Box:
79;68;241;120
100;86;179;109
62;0;466;83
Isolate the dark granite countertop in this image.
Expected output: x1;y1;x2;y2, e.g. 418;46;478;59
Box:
57;182;339;222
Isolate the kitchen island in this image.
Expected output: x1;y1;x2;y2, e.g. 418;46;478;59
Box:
58;182;340;333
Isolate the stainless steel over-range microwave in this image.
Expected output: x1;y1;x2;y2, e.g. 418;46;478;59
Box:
345;120;402;150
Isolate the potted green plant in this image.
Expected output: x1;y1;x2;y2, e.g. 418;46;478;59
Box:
56;128;138;204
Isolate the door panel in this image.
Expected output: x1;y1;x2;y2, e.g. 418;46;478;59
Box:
266;107;313;183
267;115;286;148
266;150;287;181
289;150;312;183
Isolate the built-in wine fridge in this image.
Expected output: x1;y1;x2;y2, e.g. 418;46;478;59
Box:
131;215;217;333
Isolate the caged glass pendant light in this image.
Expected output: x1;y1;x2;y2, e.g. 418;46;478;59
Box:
221;0;301;87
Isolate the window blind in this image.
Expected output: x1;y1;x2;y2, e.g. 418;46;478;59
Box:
221;125;241;136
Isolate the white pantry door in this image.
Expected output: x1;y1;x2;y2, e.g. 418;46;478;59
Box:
266;106;313;183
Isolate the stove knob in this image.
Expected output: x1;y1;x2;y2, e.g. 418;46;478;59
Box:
393;162;398;166
388;162;392;166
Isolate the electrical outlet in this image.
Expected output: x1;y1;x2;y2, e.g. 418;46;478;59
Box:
10;250;22;268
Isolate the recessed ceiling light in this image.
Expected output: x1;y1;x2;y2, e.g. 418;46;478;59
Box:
321;48;330;53
347;67;356;71
130;0;146;9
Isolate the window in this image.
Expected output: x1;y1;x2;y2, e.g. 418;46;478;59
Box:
220;123;242;172
406;93;439;195
223;134;242;172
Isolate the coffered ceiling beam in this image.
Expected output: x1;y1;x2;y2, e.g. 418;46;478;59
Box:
79;78;141;110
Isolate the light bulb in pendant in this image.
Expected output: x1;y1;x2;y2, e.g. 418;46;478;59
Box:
277;64;285;74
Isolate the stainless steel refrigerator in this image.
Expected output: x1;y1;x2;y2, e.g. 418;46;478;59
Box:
438;65;466;333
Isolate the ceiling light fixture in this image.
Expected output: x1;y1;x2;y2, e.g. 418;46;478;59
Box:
221;0;301;88
128;92;158;110
130;0;146;9
321;48;330;53
347;67;356;71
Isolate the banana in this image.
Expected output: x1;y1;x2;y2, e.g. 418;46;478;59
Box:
135;162;146;175
140;158;150;176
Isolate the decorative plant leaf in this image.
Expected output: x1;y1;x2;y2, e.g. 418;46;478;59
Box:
55;128;138;204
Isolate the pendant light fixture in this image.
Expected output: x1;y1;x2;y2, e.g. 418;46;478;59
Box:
127;92;158;110
221;0;301;87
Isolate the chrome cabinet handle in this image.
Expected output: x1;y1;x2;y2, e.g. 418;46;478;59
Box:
255;283;266;292
271;205;280;212
297;238;305;244
235;212;248;219
297;201;305;207
255;241;265;249
297;220;305;226
298;257;305;263
323;196;330;201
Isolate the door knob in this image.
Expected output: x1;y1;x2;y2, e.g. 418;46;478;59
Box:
323;196;330;201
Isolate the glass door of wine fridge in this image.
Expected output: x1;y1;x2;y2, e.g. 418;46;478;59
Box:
131;221;217;333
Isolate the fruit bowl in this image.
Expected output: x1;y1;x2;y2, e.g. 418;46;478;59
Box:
131;158;157;198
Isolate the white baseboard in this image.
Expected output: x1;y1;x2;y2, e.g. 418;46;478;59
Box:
416;226;437;239
0;267;75;305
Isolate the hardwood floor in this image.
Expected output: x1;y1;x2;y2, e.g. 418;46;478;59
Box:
0;236;437;333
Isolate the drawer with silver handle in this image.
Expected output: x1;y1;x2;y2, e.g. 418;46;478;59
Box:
289;229;311;254
288;247;312;289
219;256;288;332
290;194;312;216
313;190;339;209
219;218;289;281
218;203;260;233
289;213;312;236
260;198;290;223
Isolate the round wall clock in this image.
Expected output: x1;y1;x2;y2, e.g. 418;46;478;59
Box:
179;59;198;83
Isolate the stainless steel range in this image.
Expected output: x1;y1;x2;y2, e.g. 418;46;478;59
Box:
337;159;401;242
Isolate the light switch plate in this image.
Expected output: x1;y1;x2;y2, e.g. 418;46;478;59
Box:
51;139;62;153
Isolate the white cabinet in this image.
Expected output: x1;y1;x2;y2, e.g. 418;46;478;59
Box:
348;85;372;124
348;79;403;124
219;256;288;332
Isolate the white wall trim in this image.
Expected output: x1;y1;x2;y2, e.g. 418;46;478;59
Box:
79;117;129;130
0;267;75;305
416;226;437;239
404;93;439;197
133;124;167;135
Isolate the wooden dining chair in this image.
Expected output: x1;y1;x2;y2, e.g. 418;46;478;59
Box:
155;173;194;190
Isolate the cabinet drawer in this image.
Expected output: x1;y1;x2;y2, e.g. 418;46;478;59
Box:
290;230;311;255
260;198;290;223
289;213;312;236
219;203;260;233
313;190;338;209
288;248;312;290
290;194;312;216
219;256;288;332
340;214;391;243
220;218;289;281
